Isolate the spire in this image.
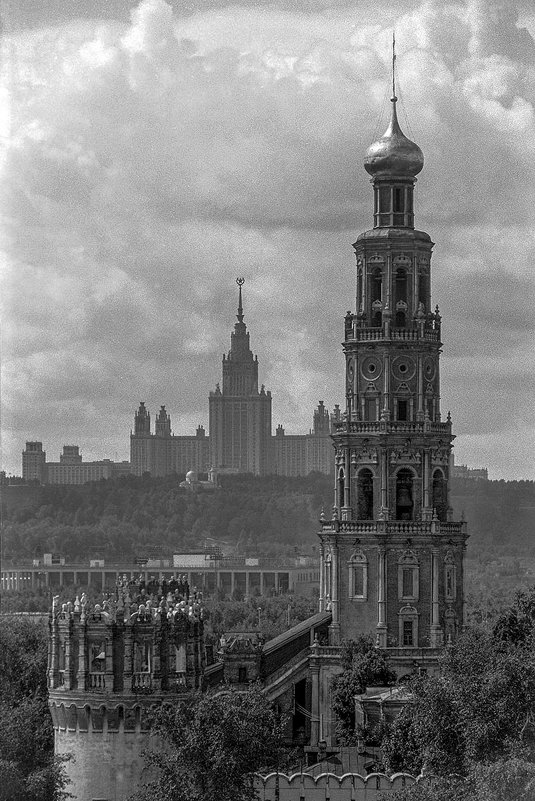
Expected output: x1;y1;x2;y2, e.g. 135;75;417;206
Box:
392;30;396;101
236;277;245;323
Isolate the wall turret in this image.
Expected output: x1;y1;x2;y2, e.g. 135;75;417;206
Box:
49;583;205;801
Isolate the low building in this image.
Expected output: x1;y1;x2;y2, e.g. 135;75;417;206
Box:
21;443;131;485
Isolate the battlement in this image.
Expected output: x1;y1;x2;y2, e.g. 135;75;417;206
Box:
48;581;206;697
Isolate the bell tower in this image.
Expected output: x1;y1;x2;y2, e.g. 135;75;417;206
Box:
319;42;467;670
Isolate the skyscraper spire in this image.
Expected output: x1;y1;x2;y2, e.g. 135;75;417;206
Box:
236;277;245;323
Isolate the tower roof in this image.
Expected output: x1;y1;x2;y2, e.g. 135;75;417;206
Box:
364;98;424;179
364;35;423;180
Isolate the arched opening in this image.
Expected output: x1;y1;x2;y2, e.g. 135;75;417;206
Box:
371;268;382;304
364;394;378;421
372;310;382;327
357;469;374;520
432;469;447;521
395;309;406;327
338;468;345;508
395;269;407;304
357;269;363;310
418;273;428;308
396;469;414;520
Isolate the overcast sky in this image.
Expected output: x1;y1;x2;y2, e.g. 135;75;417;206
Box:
2;0;535;480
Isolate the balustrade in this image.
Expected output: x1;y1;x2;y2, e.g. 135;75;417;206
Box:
88;672;106;691
132;672;152;691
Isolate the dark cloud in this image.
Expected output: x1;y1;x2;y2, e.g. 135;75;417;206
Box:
3;0;535;479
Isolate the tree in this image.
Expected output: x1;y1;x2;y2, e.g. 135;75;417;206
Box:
381;626;535;778
331;636;396;745
130;684;286;801
0;616;72;801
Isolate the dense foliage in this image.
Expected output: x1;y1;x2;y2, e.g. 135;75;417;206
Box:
2;473;333;563
3;475;534;567
129;685;286;801
379;588;535;800
331;636;396;745
0;616;71;801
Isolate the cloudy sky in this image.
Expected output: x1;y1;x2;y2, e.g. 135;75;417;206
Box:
2;0;535;480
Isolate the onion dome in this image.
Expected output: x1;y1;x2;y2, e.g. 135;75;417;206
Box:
365;97;424;178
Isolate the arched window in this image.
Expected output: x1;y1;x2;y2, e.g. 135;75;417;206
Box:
398;605;419;647
432;469;447;521
357;268;363;311
398;550;419;602
371;268;382;304
372;310;382;327
418;273;428;308
324;549;332;603
356;469;374;520
396;469;414;520
395;309;406;327
348;549;368;600
338;468;345;508
134;641;152;674
444;551;456;601
444;607;457;642
395;269;407;304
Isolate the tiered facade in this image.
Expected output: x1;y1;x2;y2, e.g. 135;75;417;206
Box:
318;92;467;668
209;279;273;475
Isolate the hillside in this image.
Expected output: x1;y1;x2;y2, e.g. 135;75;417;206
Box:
2;473;534;565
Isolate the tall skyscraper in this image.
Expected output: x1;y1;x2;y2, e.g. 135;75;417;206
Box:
318;75;467;663
209;279;272;475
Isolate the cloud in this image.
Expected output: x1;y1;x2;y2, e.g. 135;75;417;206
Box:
2;0;535;480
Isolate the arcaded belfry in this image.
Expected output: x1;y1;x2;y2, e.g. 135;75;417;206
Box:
318;63;468;672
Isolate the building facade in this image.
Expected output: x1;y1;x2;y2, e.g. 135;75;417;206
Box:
209;279;273;475
22;441;47;482
272;401;340;476
22;443;131;485
130;403;210;476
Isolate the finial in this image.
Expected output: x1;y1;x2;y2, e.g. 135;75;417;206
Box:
236;277;245;323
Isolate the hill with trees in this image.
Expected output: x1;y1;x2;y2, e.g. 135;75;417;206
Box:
1;473;534;568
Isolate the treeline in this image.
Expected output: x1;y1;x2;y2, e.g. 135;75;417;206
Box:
2;473;333;563
2;473;534;565
333;587;535;800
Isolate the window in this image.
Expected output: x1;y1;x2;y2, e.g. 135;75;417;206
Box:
402;568;414;598
398;551;419;601
175;642;186;673
356;469;374;520
393;187;404;213
397;399;408;421
403;620;413;646
432;470;447;521
379;186;391;213
134;642;152;674
353;567;364;596
396;469;414;520
238;666;247;683
348;550;368;600
444;552;456;600
364;397;377;422
371;269;382;303
90;642;106;673
399;605;418;648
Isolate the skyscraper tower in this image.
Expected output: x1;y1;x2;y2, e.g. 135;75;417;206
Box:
319;49;467;669
209;279;272;475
